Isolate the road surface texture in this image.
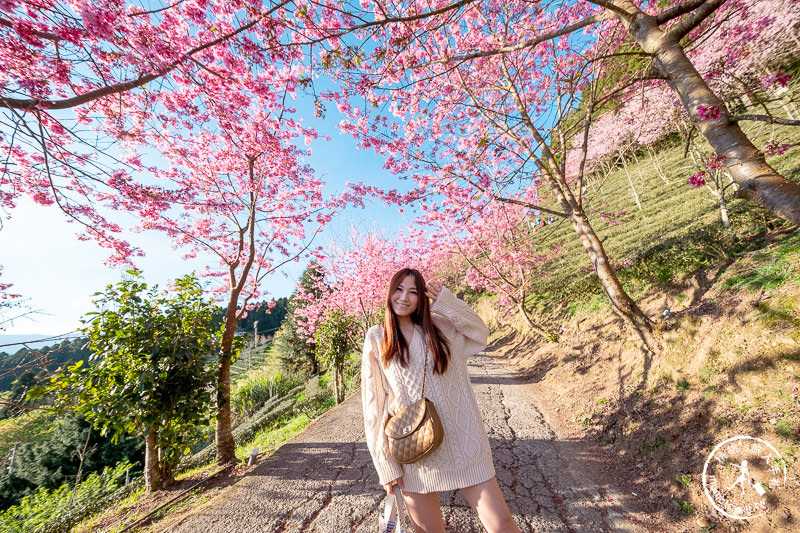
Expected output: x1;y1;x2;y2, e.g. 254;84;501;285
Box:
167;352;650;532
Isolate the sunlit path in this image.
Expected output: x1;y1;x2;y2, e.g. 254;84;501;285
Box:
166;351;650;532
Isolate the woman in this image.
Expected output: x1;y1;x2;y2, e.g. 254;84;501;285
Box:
362;268;521;533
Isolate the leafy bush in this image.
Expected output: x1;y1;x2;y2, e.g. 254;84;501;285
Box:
0;415;142;511
0;462;134;533
180;385;303;470
295;378;334;419
232;371;303;417
39;273;219;491
314;311;356;404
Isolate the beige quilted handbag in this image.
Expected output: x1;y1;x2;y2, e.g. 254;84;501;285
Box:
384;345;444;464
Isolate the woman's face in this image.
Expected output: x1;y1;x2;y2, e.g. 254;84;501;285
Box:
391;274;419;319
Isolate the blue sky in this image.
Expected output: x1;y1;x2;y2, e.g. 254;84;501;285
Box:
0;103;415;337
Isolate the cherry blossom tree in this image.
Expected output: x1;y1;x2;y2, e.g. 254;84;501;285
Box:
564;0;800;184
438;202;561;340
591;0;800;220
0;0;308;265
304;0;800;348
0;0;468;270
127;107;330;464
294;230;422;339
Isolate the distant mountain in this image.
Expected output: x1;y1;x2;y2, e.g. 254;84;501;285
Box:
0;334;89;390
0;333;75;351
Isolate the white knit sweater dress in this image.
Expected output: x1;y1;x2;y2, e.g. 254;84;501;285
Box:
361;287;495;493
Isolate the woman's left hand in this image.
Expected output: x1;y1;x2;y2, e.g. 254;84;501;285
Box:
425;280;443;302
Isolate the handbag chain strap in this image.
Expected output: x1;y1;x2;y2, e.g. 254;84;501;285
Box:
420;340;428;400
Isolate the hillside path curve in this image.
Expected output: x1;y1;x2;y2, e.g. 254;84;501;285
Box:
166;351;650;532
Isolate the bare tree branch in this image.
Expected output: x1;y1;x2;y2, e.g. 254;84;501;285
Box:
437;12;609;64
656;0;710;24
730;114;800;126
665;0;726;43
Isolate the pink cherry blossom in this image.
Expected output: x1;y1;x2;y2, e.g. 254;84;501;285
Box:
689;171;707;188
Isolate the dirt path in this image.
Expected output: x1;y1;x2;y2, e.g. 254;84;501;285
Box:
164;353;653;532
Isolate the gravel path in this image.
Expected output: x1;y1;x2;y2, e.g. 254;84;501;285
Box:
166;353;650;532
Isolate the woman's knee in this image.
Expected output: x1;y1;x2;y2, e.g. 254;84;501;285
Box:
401;490;445;533
460;478;521;533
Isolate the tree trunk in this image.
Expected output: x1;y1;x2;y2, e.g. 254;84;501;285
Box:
72;427;92;490
499;48;654;350
516;301;558;341
215;292;240;465
535;148;654;345
542;171;655;347
570;208;655;346
144;428;163;492
621;156;643;211
340;366;346;403
719;192;730;228
158;445;176;487
333;366;339;404
621;6;800;223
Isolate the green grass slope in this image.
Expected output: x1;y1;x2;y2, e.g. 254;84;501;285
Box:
524;122;800;318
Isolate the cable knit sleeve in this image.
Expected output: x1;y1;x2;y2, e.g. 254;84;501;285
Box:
361;326;404;486
431;286;490;358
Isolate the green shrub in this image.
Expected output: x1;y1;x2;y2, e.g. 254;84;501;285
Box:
672;499;695;516
0;462;134;533
232;371;304;416
295;378;334;419
0;416;143;511
180;385;303;470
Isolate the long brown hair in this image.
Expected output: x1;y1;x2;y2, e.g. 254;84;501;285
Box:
380;268;451;374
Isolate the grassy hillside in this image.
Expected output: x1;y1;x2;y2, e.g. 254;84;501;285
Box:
477;121;800;530
523;122;800;318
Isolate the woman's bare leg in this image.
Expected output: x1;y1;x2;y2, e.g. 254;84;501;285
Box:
460;477;522;533
400;490;445;533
